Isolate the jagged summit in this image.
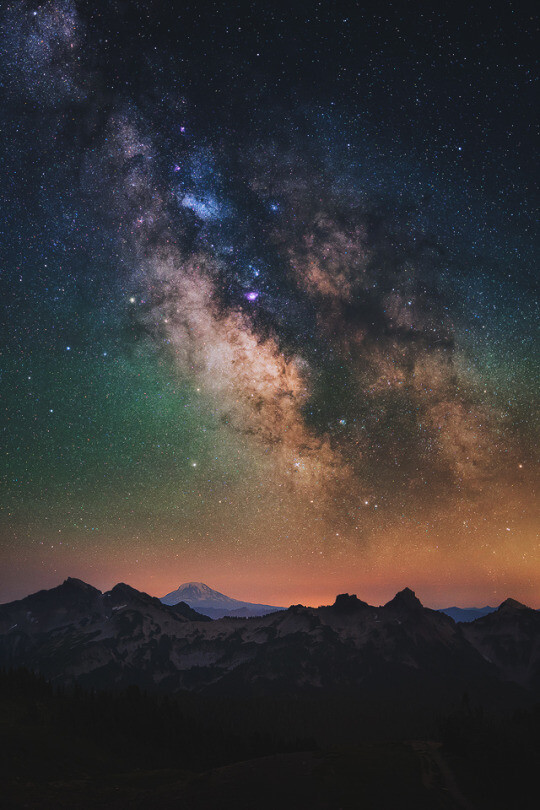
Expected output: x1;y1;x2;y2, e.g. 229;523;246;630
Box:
45;578;102;601
497;597;530;613
109;582;149;598
168;600;212;622
0;578;102;613
60;577;101;594
107;583;175;611
63;577;97;588
332;593;368;612
384;587;424;611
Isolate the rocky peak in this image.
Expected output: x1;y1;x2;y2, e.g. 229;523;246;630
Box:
108;583;155;605
62;577;101;594
169;601;213;622
332;593;368;613
384;587;424;612
287;604;309;616
497;597;530;614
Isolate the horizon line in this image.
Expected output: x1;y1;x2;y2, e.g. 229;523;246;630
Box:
1;575;537;612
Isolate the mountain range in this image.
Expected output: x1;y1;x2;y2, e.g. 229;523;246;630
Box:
1;579;538;704
160;581;499;622
438;605;497;622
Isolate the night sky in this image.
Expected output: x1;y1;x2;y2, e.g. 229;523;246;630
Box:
0;1;538;607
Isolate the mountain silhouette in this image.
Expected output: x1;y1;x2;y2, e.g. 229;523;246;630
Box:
1;579;538;703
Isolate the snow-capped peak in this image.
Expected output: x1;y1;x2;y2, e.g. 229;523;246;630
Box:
159;582;284;618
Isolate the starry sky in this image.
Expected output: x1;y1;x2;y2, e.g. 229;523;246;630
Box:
0;0;538;608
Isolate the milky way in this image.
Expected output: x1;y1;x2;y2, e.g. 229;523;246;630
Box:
0;1;537;607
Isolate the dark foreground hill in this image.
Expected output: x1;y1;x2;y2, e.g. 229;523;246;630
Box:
1;666;539;810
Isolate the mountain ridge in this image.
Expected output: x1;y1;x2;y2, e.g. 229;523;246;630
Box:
1;578;539;702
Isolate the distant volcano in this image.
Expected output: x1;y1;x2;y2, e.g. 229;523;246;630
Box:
160;582;285;618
